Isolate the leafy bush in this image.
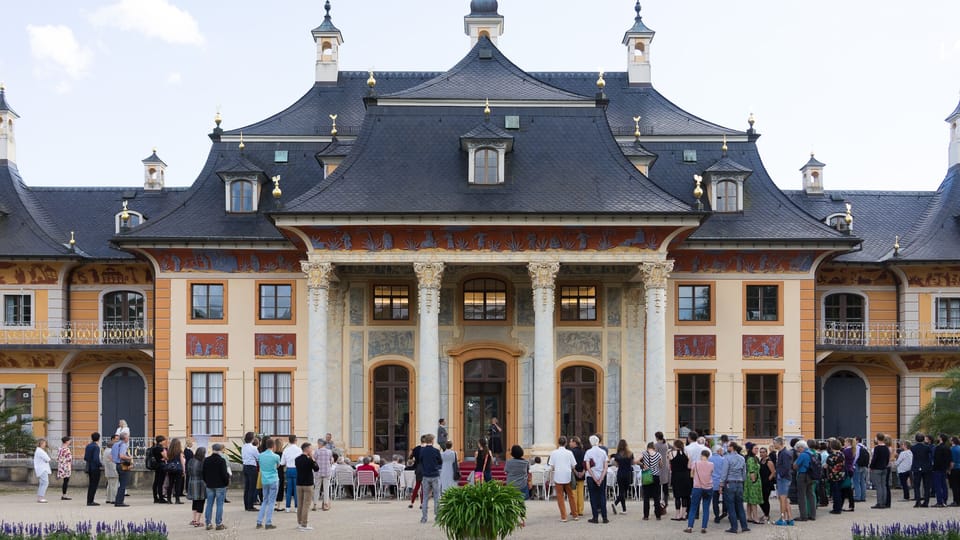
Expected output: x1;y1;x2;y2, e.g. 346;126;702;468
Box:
0;520;167;539
435;480;526;540
852;520;960;540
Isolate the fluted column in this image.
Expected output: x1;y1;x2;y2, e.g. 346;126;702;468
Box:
529;261;560;453
414;262;444;438
640;260;673;443
302;261;334;442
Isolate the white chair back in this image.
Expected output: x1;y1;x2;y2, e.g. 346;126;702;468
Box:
356;469;378;500
380;468;400;501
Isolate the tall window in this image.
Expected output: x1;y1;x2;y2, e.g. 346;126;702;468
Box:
824;293;864;324
677;374;711;435
677;285;711;322
560;366;598;440
746;285;779;322
191;284;225;320
259;284;292;320
191;372;224;436
463;278;507;321
373;365;410;454
936;298;960;330
745;374;779;438
473;148;499;185
716;180;738;212
102;291;145;343
3;294;31;326
373;285;410;321
258;372;292;436
230;180;255;212
560;286;597;321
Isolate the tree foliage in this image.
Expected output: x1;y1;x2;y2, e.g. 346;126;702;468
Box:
0;388;46;454
909;368;960;436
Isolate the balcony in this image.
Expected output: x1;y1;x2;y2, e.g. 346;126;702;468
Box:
817;321;960;351
0;321;153;347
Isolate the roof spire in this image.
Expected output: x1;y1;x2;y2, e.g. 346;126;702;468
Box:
635;1;642;19
633;115;642;140
722;135;728;157
329;114;338;137
483;98;491;118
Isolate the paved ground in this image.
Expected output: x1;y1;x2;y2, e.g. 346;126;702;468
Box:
0;484;953;539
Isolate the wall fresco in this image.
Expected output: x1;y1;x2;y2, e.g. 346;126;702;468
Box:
0;263;61;285
368;331;414;358
154;250;301;273
348;287;364;326
186;333;228;358
673;251;816;274
742;335;784;359
556;331;601;358
516;287;534;326
69;264;152;285
902;354;960;373
606;287;622;327
0;352;60;368
305;226;670;253
673;335;717;360
903;266;960;288
254;334;296;358
817;266;894;286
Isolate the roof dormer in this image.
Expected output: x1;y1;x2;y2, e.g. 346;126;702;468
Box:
460;115;513;185
703;141;752;212
217;155;267;213
947;93;960;169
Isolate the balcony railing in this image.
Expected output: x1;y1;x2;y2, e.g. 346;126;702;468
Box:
817;321;960;349
0;321;152;346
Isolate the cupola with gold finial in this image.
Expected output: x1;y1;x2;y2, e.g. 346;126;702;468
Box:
623;1;655;85
947;90;960;169
0;83;20;163
465;0;504;47
142;147;167;191
800;152;826;194
312;0;344;84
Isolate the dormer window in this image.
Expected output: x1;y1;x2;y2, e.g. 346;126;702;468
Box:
228;179;257;213
715;180;739;212
474;148;500;185
703;151;752;213
115;211;144;233
461;121;513;186
826;213;850;232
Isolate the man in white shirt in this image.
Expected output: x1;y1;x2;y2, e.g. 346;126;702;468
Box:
685;431;710;467
584;435;609;524
548;436;579;522
241;432;260;511
280;435;302;511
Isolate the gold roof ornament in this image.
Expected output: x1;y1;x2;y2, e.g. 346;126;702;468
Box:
693;174;704;200
844;202;853;226
214;107;222;127
722;135;728;156
367;70;377;88
633;115;641;139
329;114;338;136
596;71;606;90
69;231;76;247
483;98;491;117
272;175;282;199
121;200;130;222
748;112;755;129
894;235;901;256
238;131;245;150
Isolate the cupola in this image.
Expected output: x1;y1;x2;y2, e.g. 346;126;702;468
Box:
464;0;504;47
947;92;960;169
800;152;826;194
0;84;20;163
311;1;344;84
142;148;167;190
622;1;655;85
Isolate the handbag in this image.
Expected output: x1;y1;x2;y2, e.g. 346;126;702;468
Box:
641;469;654;486
471;471;483;484
120;461;133;472
841;474;852;490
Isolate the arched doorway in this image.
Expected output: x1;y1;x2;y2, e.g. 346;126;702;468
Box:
559;365;599;440
101;367;146;438
822;370;867;438
463;359;506;456
372;364;410;456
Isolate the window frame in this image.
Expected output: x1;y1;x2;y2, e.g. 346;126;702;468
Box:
226;178;258;213
256;280;296;325
465;143;507;185
2;292;34;328
743;282;783;325
188;281;228;324
461;276;510;325
557;364;602;440
674;281;715;326
114;211;145;233
370;282;415;324
187;370;226;437
743;371;782;439
934;297;960;331
369;363;413;456
255;369;294;438
715;179;739;213
675;370;715;437
556;283;601;325
473;148;500;185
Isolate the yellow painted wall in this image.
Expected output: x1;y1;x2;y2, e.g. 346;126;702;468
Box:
68;359;155;437
919;294;932;327
0;373;49;436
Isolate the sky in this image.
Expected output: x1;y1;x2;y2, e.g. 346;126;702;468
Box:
1;0;959;192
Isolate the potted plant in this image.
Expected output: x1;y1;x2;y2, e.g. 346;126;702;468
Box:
435;480;526;540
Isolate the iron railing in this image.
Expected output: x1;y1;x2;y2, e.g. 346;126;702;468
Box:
0;436;153;465
0;321;152;346
817;321;960;349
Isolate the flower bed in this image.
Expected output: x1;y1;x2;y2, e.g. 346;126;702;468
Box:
0;520;167;539
852;521;960;540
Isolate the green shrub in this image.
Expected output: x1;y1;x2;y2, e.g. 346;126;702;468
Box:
435;480;526;540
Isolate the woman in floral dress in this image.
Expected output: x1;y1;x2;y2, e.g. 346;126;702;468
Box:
56;436;73;501
744;442;764;523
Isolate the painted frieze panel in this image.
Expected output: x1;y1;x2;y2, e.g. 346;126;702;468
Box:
0;262;62;285
902;266;960;288
0;351;60;368
69;264;152;285
902;355;960;373
674;335;717;360
255;333;296;358
186;333;228;358
817;266;894;286
153;250;301;273
607;287;622;327
742;335;784;360
368;331;414;359
556;331;601;358
672;251;816;274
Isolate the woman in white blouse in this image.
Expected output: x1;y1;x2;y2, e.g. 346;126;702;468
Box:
114;419;130;438
34;438;51;503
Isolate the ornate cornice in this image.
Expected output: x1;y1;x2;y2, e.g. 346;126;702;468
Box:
640;260;674;290
414;262;445;289
527;261;560;290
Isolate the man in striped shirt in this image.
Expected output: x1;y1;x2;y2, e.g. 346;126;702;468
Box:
313;439;333;511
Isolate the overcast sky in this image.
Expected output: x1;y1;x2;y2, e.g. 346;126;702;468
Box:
2;1;959;192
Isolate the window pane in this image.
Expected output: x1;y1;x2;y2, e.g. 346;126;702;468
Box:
463;279;507;321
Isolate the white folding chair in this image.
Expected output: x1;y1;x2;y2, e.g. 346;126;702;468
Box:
401;470;417;499
606;469;618;500
547;469;556;500
335;467;355;499
356;470;378;500
379;469;400;501
530;470;546;501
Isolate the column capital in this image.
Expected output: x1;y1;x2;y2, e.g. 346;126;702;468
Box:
527;261;560;290
301;261;335;290
414;262;445;289
640;260;674;290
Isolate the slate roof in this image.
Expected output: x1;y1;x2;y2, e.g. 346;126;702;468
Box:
947;97;960;121
620;141;656;157
381;38;591;103
0;88;17;116
802;154;826;169
785;189;934;262
467;0;499;16
0;163;74;258
280;105;694;216
705;155;752;174
623;2;655;41
890;165;960;261
312;1;341;36
142;150;166;166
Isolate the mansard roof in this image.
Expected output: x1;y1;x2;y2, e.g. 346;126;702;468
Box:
893;165;960;262
0;163;74;258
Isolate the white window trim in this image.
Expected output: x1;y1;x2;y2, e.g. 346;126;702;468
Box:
707;176;744;213
1;290;35;329
932;295;960;331
98;287;149;331
114;211;145;233
224;177;260;213
465;142;507;185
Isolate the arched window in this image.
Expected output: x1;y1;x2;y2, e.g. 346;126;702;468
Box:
560;366;598;440
634;42;645;59
473;148;499;185
372;365;410;454
321;41;333;61
463;278;507;320
824;293;864;324
115;211;144;233
102;291;145;344
715;180;738;212
478;30;490;39
230;180;255;212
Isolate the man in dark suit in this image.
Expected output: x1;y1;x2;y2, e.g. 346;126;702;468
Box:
83;432;102;506
912;433;934;507
202;443;231;530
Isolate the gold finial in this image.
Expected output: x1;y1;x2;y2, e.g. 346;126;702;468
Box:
152;146;157;154
722;135;728;156
894;235;901;256
272;175;282;199
0;82;4;91
238;131;245;150
748;112;755;128
121;200;130;222
693;174;704;201
329;114;338;137
69;231;76;246
367;70;377;88
844;202;853;225
214;107;222;127
596;71;606;90
483;98;491;117
633;115;641;139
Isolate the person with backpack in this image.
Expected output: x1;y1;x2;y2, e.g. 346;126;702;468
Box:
869;434;891;509
148;436;169;504
854;437;870;502
792;440;816;521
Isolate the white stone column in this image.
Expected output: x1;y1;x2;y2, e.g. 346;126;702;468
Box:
302;261;334;442
528;261;560;453
414;262;444;438
640;260;673;443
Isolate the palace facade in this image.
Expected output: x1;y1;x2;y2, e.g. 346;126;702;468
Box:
2;1;960;458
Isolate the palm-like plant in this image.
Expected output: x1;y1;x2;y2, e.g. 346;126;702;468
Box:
0;388;47;454
910;368;960;436
435;480;526;540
